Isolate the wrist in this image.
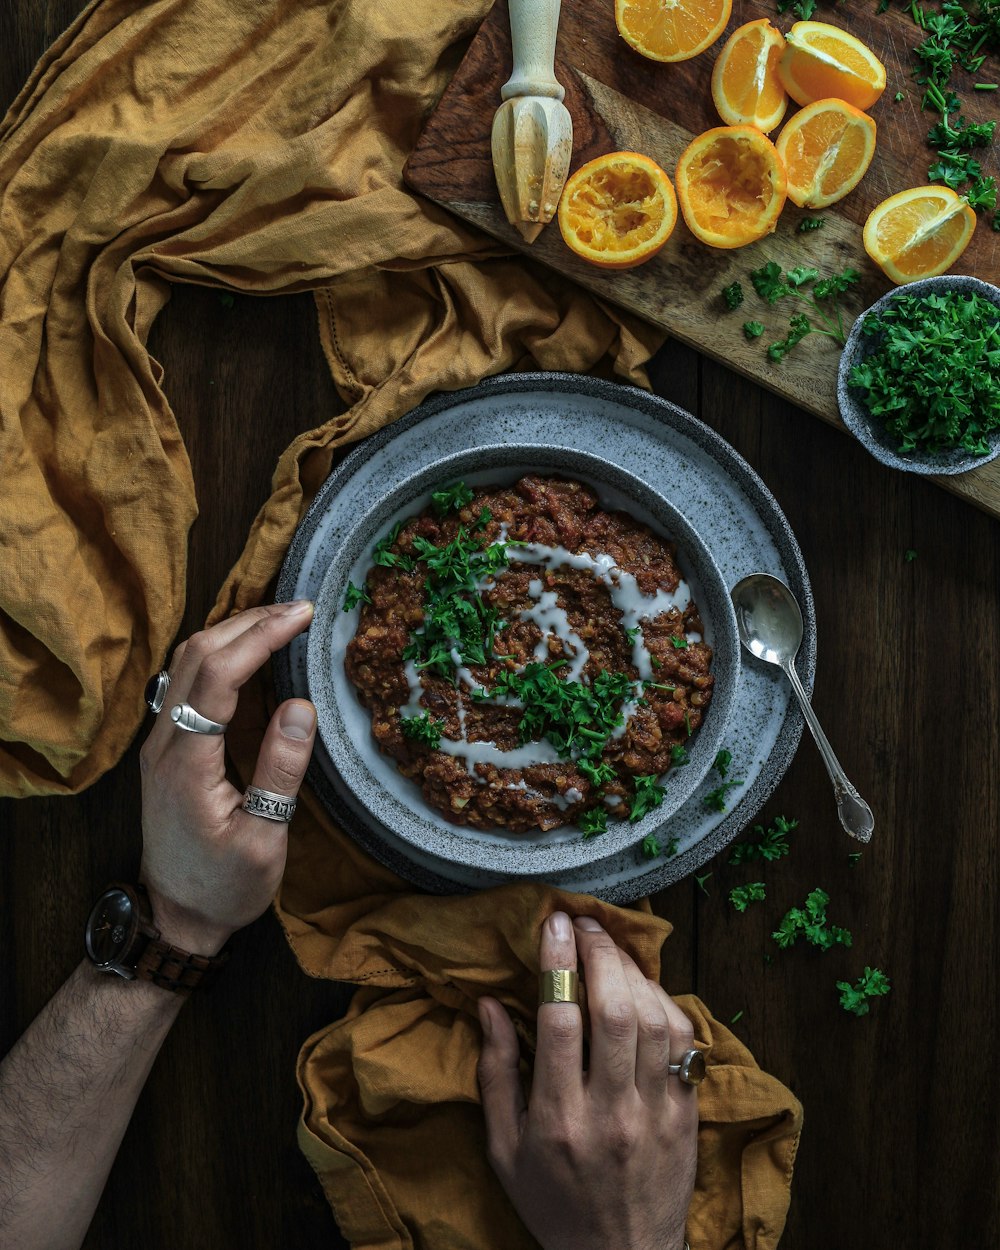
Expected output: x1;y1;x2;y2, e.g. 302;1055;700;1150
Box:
140;884;233;956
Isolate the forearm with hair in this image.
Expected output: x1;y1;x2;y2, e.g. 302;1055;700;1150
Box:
0;960;184;1250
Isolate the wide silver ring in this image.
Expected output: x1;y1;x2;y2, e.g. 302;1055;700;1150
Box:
144;670;171;714
169;702;227;735
242;786;297;823
668;1048;707;1086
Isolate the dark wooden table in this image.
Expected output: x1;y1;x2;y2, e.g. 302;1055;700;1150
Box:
3;5;999;1248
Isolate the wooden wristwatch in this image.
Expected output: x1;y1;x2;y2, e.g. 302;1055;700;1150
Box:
84;882;230;996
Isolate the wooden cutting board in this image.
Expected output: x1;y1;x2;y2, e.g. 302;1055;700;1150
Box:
404;0;1000;520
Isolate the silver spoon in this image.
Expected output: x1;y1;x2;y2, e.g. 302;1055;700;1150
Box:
731;573;874;843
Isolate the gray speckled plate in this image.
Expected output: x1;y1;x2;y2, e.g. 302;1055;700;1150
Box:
275;373;815;903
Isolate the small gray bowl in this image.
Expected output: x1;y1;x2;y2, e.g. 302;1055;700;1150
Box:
837;274;1000;475
305;445;740;879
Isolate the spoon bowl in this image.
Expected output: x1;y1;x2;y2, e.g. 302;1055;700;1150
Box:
732;573;874;843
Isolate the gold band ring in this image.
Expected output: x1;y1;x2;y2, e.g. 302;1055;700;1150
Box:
538;968;579;1005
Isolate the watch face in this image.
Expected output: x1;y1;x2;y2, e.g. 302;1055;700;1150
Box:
85;888;136;968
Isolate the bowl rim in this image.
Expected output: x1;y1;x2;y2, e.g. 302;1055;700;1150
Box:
836;273;1000;476
305;443;741;874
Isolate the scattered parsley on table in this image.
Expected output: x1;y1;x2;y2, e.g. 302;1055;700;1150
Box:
772;888;853;951
729;882;766;912
837;967;892;1016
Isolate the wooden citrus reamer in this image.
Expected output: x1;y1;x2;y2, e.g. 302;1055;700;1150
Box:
490;0;574;243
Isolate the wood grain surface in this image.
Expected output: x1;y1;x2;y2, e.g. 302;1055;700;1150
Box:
404;0;1000;521
3;3;1000;1248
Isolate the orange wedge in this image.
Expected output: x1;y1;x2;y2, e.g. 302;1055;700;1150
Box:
711;19;789;134
675;126;787;249
777;21;887;111
616;0;732;62
557;151;678;269
775;98;877;208
863;185;977;284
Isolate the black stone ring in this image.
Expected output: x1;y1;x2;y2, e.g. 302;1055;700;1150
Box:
668;1048;707;1086
144;670;171;714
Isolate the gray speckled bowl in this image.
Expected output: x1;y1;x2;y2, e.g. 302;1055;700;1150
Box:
305;446;740;878
837;274;1000;475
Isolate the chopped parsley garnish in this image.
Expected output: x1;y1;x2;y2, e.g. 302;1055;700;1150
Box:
848;289;1000;456
713;748;733;778
579;807;608;839
641;832;679;858
577;757;617;788
772;888;852;952
730;1009;745;1024
723;281;745;310
431;481;475;516
704;778;743;812
400;712;445;749
729;882;766;912
695;871;712;896
629;774;667;822
343;581;371;612
848;851;863;867
904;549;918;562
373;523;417;572
400;526;511;676
483;664;633;763
625;625;642;645
670;635;689;649
671;743;690;767
729;815;797;864
797;215;825;232
743;320;765;340
836;966;891;1016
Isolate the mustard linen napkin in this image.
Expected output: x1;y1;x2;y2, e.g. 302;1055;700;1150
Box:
0;2;802;1245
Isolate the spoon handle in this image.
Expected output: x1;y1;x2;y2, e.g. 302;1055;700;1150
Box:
784;661;875;843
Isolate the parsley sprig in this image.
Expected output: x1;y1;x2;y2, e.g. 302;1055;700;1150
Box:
729;882;766;912
772;889;853;951
848;289;1000;456
750;262;861;360
836;966;892;1015
400;712;446;749
729;815;798;864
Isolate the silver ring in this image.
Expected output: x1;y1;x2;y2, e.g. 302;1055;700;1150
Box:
668;1048;706;1086
242;785;297;823
169;702;227;735
144;670;171;714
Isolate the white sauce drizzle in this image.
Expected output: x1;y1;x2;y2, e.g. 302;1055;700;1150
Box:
396;531;694;793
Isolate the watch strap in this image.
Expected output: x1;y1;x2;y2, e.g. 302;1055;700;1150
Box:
134;935;231;996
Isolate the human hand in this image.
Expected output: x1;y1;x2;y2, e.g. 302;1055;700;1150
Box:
138;602;317;955
477;913;698;1250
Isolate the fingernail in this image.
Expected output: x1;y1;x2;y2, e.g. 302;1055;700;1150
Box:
478;998;493;1038
279;701;315;740
574;916;603;932
547;911;572;941
282;599;314;617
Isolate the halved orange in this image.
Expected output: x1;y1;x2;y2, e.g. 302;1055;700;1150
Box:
777;21;887;111
711;19;789;134
863;186;977;284
557;152;677;269
775;98;877;208
675;126;787;249
616;0;732;63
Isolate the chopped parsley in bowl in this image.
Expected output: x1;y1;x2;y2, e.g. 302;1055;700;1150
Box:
836;274;1000;475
